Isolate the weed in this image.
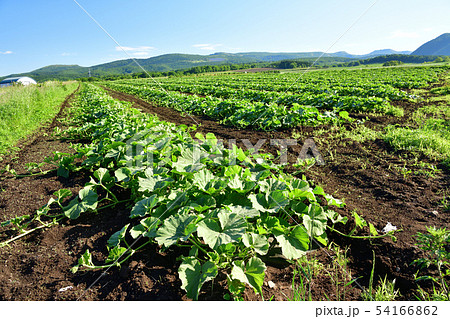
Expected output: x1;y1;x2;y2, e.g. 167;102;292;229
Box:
412;227;450;301
288;255;324;301
362;252;400;301
343;125;381;143
441;196;450;213
292;157;316;174
327;243;358;301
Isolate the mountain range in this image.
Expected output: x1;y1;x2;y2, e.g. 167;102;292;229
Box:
3;32;450;82
0;49;412;82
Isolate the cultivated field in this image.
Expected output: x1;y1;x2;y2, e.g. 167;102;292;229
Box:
0;65;449;301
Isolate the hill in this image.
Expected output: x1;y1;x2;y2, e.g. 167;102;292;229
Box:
361;49;411;57
0;50;412;82
411;33;450;56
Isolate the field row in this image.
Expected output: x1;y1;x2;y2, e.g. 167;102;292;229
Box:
99;66;450;130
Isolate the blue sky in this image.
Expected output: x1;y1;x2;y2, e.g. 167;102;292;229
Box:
0;0;449;76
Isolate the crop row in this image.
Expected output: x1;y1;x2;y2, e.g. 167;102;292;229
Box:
100;65;447;131
101;81;399;130
129;65;445;92
114;78;410;100
101;81;343;130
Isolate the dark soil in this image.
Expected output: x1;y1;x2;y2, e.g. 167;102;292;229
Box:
0;83;448;301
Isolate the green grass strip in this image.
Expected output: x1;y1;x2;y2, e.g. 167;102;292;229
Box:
0;81;78;153
384;121;450;165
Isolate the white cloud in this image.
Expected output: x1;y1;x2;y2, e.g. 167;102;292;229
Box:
117;46;155;52
388;30;420;39
0;50;13;55
61;52;76;56
193;43;223;51
115;46;156;58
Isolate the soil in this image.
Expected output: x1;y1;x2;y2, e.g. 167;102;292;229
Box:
0;82;449;301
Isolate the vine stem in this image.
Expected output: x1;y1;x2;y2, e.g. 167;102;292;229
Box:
12;169;56;178
0;199;132;249
97;199;132;210
0;217;64;248
189;237;209;255
327;225;397;240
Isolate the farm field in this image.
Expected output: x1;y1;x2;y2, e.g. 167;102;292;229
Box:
0;65;449;301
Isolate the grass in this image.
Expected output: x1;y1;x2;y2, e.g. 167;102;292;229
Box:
0;81;77;154
289;256;321;301
412;227;450;301
412;104;450;124
361;252;401;301
343;124;381;143
384;120;450;166
288;244;358;301
384;84;450;166
430;85;450;96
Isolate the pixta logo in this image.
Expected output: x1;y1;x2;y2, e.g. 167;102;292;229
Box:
125;129;324;170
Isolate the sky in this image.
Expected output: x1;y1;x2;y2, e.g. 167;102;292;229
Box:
0;0;449;76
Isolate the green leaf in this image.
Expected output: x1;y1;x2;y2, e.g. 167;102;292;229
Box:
94;167;113;184
107;224;129;247
226;275;246;300
1;215;30;227
302;204;328;237
130;195;158;218
231;257;266;295
194;132;205;141
249;190;288;213
57;166;70;178
228;175;256;193
288;180;315;201
138;174;172;193
114;167;131;182
130;217;161;239
258;178;288;193
274;225;309;260
53;189;72;201
178;257;218;300
224;165;242;177
339;110;350;120
63;188;98;219
105;246;127;264
324;194;345;208
227;205;260;219
313;185;326;196
192;169;215;191
369;223;379;236
325;209;347;225
192;169;226;194
231;144;248;162
173;146;206;173
290;200;308;215
242;233;269;255
197;211;246;249
71;249;94;273
155;213;197;247
353;211;367;229
187;194;216;212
